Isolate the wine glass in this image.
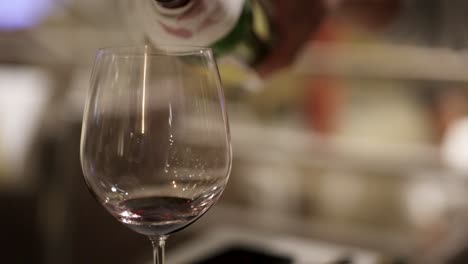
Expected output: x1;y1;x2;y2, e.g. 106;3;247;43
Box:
80;45;231;264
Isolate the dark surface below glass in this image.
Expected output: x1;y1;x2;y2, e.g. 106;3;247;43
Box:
191;245;292;264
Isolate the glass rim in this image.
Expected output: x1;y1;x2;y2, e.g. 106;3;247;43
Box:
97;44;213;57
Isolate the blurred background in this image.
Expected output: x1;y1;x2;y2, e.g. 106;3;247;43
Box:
3;0;468;263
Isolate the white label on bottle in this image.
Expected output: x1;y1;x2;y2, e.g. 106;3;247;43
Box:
137;0;245;46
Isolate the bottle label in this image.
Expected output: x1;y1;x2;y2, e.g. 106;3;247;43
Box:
136;0;245;46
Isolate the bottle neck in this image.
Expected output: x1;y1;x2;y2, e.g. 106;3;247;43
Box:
138;0;246;47
152;0;194;16
154;0;191;9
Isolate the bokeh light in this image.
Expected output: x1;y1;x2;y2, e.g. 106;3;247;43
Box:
0;0;54;31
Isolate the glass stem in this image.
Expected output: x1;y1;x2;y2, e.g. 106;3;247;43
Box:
150;236;168;264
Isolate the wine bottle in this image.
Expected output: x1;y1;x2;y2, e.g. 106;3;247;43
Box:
124;0;275;66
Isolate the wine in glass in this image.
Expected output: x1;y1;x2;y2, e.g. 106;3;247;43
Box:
80;45;231;264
